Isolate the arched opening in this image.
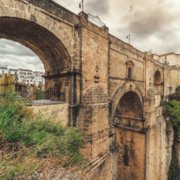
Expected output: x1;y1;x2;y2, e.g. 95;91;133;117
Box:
0;17;71;103
114;91;145;180
114;91;144;129
128;67;132;80
126;61;134;80
0;38;45;100
0;39;45;72
154;70;162;85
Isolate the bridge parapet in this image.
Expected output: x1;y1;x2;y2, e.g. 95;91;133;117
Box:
23;0;79;24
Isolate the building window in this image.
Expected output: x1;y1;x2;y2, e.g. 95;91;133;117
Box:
154;70;162;85
126;60;134;80
54;84;60;100
167;86;173;95
128;67;132;80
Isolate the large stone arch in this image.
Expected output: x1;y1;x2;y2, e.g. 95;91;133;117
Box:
0;17;70;73
110;82;144;122
0;0;80;103
0;0;77;59
112;86;146;180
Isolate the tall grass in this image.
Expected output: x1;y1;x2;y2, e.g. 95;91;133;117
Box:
0;93;84;179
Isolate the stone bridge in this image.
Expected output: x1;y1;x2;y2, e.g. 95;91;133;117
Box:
1;0;180;179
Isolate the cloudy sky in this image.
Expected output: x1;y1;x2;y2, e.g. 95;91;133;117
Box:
0;39;44;72
1;0;180;71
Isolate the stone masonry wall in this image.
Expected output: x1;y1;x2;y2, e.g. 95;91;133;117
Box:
27;103;69;127
109;35;145;100
78;12;110;161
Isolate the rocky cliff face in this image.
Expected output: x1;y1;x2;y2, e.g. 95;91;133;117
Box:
175;138;180;179
166;121;175;175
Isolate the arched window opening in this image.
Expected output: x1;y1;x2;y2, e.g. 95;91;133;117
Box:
128;67;132;80
154;70;162;85
126;61;134;80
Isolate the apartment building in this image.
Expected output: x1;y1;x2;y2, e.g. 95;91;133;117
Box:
0;66;45;86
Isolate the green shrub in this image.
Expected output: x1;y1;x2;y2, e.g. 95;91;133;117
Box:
0;93;24;143
164;99;180;179
166;100;180;136
0;93;84;178
168;148;178;180
36;90;45;100
175;86;180;92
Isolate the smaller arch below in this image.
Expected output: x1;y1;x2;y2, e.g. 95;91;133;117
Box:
154;70;162;85
114;91;144;130
117;91;143;118
110;83;144;121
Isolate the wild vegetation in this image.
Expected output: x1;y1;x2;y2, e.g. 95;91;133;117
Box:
175;86;180;92
166;87;180;180
168;148;178;180
166;100;180;137
0;93;84;179
36;89;45;100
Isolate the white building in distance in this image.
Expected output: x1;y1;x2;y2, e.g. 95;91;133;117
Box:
0;66;45;86
0;66;10;74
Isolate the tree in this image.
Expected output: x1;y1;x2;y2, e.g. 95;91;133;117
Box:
166;100;180;137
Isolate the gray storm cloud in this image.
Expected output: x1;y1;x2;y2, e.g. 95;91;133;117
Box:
0;39;44;72
85;0;110;15
125;7;175;38
110;0;180;54
0;39;36;57
53;0;110;15
118;0;176;38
